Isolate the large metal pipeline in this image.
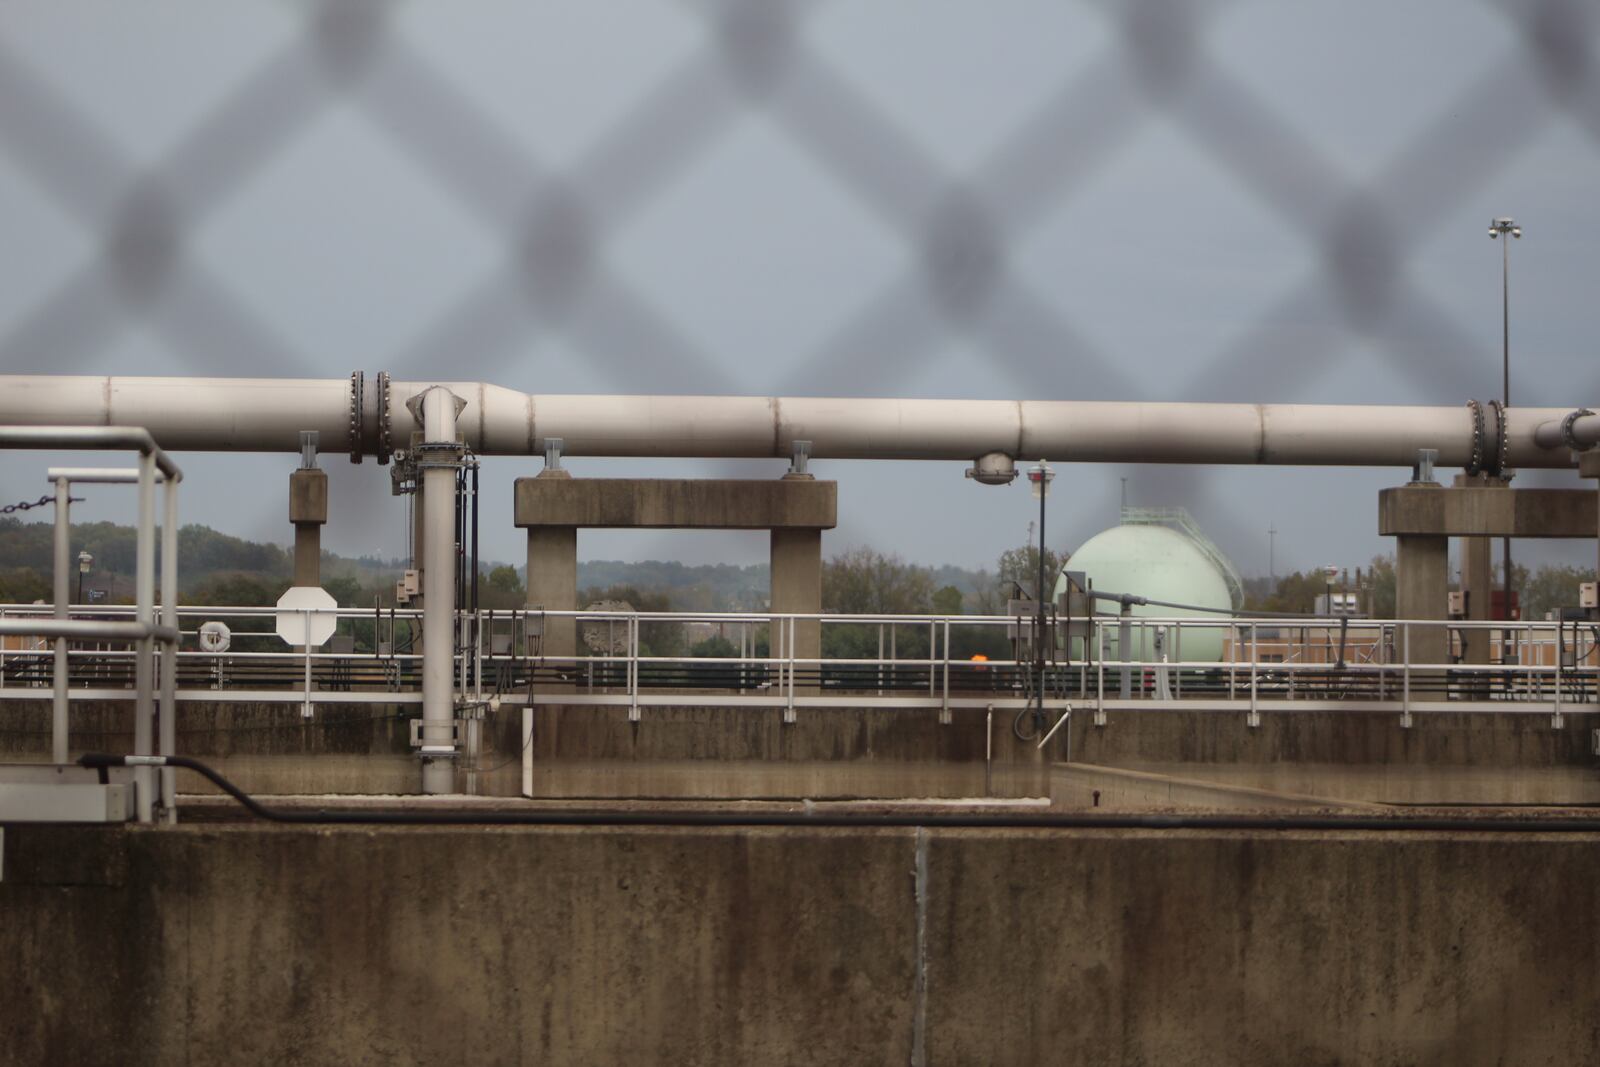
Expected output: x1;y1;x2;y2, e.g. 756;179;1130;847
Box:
1;374;1594;467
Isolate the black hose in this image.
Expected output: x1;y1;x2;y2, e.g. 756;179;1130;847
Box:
77;753;1600;832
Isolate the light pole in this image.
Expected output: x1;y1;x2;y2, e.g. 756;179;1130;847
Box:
76;550;93;603
1028;460;1055;731
1489;216;1521;636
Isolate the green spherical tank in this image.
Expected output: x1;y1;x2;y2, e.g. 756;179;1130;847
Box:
1055;524;1232;662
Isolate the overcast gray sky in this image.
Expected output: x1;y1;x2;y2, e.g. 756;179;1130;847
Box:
2;1;1597;579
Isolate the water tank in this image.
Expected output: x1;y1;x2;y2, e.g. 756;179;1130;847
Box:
1055;524;1232;662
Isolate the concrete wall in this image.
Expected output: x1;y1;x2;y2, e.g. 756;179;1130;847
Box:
3;822;1597;1065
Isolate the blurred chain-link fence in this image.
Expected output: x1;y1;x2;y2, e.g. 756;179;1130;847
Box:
1;0;1597;566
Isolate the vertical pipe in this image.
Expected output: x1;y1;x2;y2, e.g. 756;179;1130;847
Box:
51;477;70;764
160;477;178;822
134;451;155;822
420;388;461;794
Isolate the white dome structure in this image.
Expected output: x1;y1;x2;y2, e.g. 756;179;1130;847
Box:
1055;521;1236;663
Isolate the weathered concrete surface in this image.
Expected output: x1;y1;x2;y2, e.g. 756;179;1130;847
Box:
1050;762;1387;811
3;823;1599;1066
517;703;1050;799
1396;533;1449;663
1067;708;1600;768
1380;484;1597;537
770;525;823;670
1066;710;1600;804
1453;473;1502;668
288;467;328;525
514;477;837;529
526;525;578;661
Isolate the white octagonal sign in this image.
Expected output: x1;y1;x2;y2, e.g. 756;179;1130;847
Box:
275;586;339;647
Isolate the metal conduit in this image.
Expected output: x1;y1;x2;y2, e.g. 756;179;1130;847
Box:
81;754;1600;833
418;387;462;793
0;375;1595;468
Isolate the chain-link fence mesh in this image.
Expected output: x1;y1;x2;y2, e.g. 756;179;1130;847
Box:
1;1;1597;571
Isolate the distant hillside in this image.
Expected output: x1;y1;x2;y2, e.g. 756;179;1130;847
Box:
0;518;1000;612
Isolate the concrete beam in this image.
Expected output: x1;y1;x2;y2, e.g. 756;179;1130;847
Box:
1379;485;1597;537
515;478;837;530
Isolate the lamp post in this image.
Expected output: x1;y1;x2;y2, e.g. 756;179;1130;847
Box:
1489;216;1521;637
1028;461;1055;731
76;550;93;603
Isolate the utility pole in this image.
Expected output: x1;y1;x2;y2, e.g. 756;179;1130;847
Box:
1268;525;1277;584
1489;216;1521;638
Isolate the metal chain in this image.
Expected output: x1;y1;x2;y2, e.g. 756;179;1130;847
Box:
1;494;84;515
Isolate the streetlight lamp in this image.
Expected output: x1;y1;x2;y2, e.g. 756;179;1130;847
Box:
1489;217;1521;635
1027;461;1055;730
76;550;93;603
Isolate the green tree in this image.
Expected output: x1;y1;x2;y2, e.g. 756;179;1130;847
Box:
689;635;738;658
994;523;1066;602
1364;555;1396;618
823;547;936;615
932;585;964;616
1521;563;1597;620
481;564;526;609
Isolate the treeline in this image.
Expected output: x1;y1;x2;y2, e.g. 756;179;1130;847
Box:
1242;556;1597;620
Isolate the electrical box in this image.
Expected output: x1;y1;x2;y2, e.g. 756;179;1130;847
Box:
395;580;411;605
402;570;420;596
1447;591;1466;617
1580;582;1598;610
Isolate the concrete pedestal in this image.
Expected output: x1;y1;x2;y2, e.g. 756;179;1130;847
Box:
1452;473;1505;669
514;476;837;683
1395;534;1448;667
526;526;578;662
288;468;327;587
770;528;822;668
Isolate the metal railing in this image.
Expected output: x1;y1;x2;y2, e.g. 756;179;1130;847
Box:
0;426;184;823
4;604;1595;732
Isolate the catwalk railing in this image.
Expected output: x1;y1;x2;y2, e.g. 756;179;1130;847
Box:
2;605;1596;728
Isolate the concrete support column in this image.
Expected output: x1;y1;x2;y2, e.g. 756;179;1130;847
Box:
770;527;823;673
527;525;578;664
1396;534;1449;668
1452;473;1504;667
289;467;328;587
1583;451;1600;583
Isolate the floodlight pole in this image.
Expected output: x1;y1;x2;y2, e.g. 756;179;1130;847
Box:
1030;461;1054;732
1489;217;1521;643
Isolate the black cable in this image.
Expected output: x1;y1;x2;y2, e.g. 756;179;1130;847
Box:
75;752;1600;831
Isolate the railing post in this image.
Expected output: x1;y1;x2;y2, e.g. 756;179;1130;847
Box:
1227;622;1236;701
940;617;951;725
159;474;179;822
133;449;156;823
1400;622;1412;729
302;609;313;719
784;616;797;724
1247;621;1259;729
51;475;70;765
628;615;640;723
1094;619;1106;727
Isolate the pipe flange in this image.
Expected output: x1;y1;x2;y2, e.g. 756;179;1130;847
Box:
1485;399;1508;477
1562;408;1595;452
377;371;392;465
348;370;364;463
1464;399;1484;475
